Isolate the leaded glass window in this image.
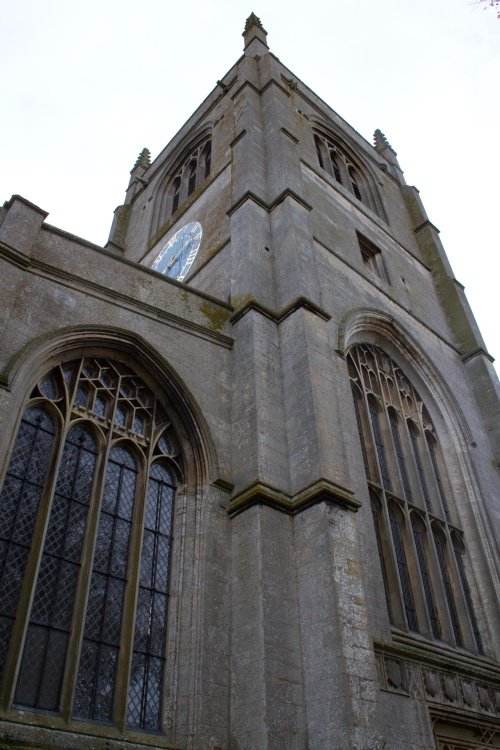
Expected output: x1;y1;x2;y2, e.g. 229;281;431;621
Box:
0;357;182;734
348;343;483;652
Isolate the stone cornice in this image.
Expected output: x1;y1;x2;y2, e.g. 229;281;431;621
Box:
230;295;331;325
461;347;495;364
227;188;312;217
376;633;500;683
228;477;360;517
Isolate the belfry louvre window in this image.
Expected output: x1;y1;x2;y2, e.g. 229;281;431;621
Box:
314;131;380;216
167;138;211;218
357;232;391;285
0;357;181;732
347;343;483;654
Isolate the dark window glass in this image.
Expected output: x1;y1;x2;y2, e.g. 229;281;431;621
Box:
128;462;175;730
408;422;432;511
187;160;197;196
368;398;391;490
453;544;483;654
15;426;97;711
349;167;362;200
171;176;181;214
330;150;342;183
0;408;56;681
0;357;179;734
389;410;412;500
427;435;450;521
412;520;441;639
389;508;418;632
314;136;324;169
74;445;137;722
434;533;463;647
203;141;211;178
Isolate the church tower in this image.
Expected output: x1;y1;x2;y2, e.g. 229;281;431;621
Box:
0;14;498;750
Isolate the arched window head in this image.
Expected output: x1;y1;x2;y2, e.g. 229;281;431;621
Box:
187;159;197;196
347;342;484;653
171;174;181;214
160;136;212;224
0;356;182;735
313;129;382;217
203;140;212;178
314;135;325;169
348;165;362;201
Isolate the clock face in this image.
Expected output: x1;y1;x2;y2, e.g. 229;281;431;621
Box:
151;221;202;282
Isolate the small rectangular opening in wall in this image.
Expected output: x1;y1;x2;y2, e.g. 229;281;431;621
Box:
357;231;391;285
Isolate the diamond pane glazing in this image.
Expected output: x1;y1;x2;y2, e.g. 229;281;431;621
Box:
15;425;96;711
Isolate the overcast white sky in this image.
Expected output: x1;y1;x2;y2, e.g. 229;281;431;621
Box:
1;0;499;370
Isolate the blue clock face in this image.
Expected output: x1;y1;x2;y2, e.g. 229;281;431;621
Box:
151;222;202;281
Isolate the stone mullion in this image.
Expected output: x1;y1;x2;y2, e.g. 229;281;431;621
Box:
400;502;429;637
374;491;407;630
391;361;422;506
442;523;478;652
426;522;458;646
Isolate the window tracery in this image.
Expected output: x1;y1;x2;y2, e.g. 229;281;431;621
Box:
165;137;212;219
0;356;182;734
348;343;484;654
314;130;380;215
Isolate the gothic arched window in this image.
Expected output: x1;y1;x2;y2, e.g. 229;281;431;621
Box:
0;357;182;732
163;136;212;222
313;129;381;216
347;343;484;654
171;174;181;214
187;159;197;196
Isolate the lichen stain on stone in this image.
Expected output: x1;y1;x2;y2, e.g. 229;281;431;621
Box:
231;292;253;310
200;301;230;331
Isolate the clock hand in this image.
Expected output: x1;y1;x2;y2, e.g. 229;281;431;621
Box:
166;246;184;271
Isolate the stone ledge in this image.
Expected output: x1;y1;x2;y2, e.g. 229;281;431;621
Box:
228;477;360;517
230;295;331;325
461;347;495;364
0;717;180;750
227;188;312;217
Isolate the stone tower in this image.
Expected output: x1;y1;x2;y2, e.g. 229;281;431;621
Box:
0;14;498;750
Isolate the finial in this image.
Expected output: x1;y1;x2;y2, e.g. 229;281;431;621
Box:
133;148;151;171
373;129;396;155
243;12;267;35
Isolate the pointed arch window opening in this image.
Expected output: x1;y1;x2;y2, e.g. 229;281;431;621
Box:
162;137;212;222
187;160;197;196
313;130;381;216
347;343;484;654
0;356;182;734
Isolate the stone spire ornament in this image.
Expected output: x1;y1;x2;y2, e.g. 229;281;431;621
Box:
373;129;396;155
243;12;267;35
133;148;151;171
243;12;268;53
